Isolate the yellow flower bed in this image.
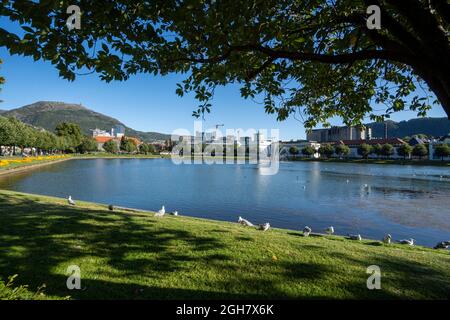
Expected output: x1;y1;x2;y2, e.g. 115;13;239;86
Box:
0;155;68;168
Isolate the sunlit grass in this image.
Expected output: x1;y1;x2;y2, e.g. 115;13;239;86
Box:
0;189;449;300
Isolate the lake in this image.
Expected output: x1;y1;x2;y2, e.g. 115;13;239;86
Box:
0;158;449;247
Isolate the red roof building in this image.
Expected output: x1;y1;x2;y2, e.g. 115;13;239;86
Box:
94;136;114;144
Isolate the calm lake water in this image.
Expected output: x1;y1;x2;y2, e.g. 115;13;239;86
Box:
0;159;449;247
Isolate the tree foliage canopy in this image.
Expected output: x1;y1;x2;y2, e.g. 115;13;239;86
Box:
397;143;412;158
0;116;79;154
301;145;315;156
289;146;299;155
1;1;449;128
412;143;428;158
357;143;372;158
334;143;350;156
103;139;119;153
319;143;334;157
433;144;450;160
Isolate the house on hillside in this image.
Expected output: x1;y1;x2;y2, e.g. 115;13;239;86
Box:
408;136;428;146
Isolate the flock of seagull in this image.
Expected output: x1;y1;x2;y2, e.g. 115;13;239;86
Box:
66;195;449;251
240;218;449;250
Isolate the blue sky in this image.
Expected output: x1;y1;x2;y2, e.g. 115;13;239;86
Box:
0;20;447;140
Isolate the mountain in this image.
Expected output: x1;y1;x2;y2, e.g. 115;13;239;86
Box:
1;101;171;142
366;117;450;138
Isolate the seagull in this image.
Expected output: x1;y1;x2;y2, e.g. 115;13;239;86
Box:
155;205;165;217
383;234;392;244
170;211;178;216
348;234;362;241
398;238;415;245
302;185;306;190
346;179;350;184
434;241;449;249
67;196;76;206
303;226;312;237
325;226;334;235
258;223;270;231
238;216;254;227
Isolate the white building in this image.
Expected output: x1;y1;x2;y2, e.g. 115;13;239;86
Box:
92;128;112;137
92;125;126;139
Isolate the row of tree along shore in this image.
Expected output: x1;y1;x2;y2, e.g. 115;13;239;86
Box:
0;117;158;156
2;116;449;161
289;143;450;161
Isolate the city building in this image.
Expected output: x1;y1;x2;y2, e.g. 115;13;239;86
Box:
174;130;276;158
92;128;112;138
408;136;428;146
307;126;371;142
92;126;126;139
91;126;140;151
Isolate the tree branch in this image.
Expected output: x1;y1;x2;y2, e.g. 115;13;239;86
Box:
245;57;276;81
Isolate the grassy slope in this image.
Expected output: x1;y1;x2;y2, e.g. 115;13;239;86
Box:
0;189;449;300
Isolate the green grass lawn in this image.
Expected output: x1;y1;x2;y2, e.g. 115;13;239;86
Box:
0;189;449;300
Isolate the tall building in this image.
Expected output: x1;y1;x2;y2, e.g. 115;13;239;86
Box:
307;126;371;143
114;125;126;138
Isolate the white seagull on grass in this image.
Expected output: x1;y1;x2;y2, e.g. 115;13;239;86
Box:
348;234;362;241
383;234;392;244
303;226;312;237
325;226;334;235
238;216;254;227
258;223;270;231
67;196;76;206
398;238;415;246
434;241;449;249
155;205;165;217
